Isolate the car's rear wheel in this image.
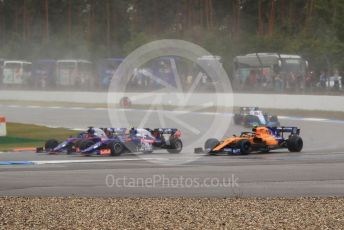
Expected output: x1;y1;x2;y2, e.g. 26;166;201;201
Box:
167;139;183;154
287;135;303;152
45;139;59;151
108;142;124;156
233;114;241;125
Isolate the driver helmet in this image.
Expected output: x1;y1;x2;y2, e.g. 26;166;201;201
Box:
129;127;137;135
86;127;95;135
104;128;113;137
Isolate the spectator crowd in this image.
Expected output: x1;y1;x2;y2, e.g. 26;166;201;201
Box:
235;69;343;93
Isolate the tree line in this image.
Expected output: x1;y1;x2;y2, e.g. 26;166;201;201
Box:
0;0;343;73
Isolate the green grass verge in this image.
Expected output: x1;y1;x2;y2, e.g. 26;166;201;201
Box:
0;123;79;151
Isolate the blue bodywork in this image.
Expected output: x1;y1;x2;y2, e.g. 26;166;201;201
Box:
46;132;101;154
81;128;181;155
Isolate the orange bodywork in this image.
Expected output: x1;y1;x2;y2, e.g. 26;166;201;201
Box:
213;126;279;151
100;149;111;155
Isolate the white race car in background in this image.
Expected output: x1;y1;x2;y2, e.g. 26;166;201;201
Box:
233;107;280;127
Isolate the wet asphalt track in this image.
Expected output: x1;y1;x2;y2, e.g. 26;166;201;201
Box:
0;104;344;197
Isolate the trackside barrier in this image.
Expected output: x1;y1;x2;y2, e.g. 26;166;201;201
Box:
0;116;6;136
0;90;343;112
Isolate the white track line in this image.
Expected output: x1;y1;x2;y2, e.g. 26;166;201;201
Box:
31;157;166;165
68;107;85;110
302;118;328;121
7;105;20;108
25;105;41;109
46;106;62;109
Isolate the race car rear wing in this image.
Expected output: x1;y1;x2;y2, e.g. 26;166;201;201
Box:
147;128;179;134
108;128;127;135
240;106;259;111
108;128;180;135
275;127;300;135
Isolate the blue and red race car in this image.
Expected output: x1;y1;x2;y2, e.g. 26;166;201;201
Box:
80;128;183;156
36;127;108;154
37;127;183;156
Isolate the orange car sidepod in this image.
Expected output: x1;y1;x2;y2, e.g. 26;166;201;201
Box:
255;127;279;146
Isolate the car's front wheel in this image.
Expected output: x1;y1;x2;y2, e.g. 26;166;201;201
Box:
204;138;220;154
237;140;251;155
79;140;95;151
45;139;59;151
66;142;75;154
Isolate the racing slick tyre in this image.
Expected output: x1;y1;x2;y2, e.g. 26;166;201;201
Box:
243;116;251;127
79;140;95;151
204;138;220;154
233;114;241;125
143;151;153;154
260;147;270;153
108;142;124;156
287;135;303;152
167;139;183;154
45;139;59;151
270;115;279;122
237;140;251;155
75;140;82;149
66;143;75;155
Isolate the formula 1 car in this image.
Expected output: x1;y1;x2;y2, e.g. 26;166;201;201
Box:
233;107;280;127
194;126;303;155
80;128;183;156
36;127;108;154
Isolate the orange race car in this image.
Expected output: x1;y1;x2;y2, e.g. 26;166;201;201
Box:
195;126;303;155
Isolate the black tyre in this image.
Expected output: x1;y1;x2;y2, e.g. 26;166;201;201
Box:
243;116;251;127
143;151;153;154
45;139;59;151
108;141;124;156
287;135;303;152
270;115;279;122
75;140;82;149
269;115;280;127
204;138;220;153
79;140;95;150
66;142;75;154
260;147;270;153
237;140;251;155
233;114;241;125
167;139;183;154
